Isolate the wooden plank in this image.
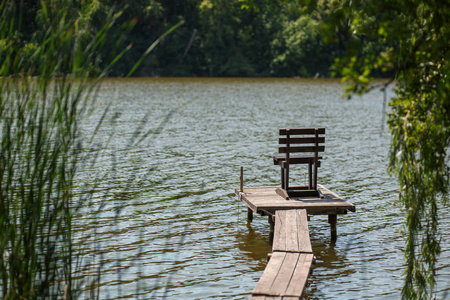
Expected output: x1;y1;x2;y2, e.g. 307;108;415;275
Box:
285;210;299;252
253;252;313;297
252;211;313;298
272;210;312;253
275;187;289;200
273;154;323;166
278;145;325;153
250;297;299;300
273;210;287;252
279;128;325;135
284;253;314;296
296;210;312;253
250;296;297;300
252;252;286;295
279;137;325;145
269;252;299;295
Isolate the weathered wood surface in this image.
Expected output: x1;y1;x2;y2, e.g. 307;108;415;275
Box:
250;209;314;300
279;128;325;135
273;210;312;253
250;296;301;300
235;185;355;216
273;153;322;165
251;252;314;299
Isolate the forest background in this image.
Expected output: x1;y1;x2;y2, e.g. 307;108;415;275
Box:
8;0;392;78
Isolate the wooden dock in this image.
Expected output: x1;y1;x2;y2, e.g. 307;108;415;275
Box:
251;209;314;299
235;184;355;241
235;185;355;216
236;185;355;299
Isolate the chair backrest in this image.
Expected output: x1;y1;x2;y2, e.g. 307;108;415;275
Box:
278;127;326;193
278;128;325;156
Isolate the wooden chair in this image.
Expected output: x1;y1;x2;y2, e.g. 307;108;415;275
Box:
273;128;325;198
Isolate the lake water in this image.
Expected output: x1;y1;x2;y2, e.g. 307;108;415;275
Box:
76;78;449;299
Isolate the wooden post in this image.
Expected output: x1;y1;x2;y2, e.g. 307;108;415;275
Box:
328;214;337;241
241;166;253;222
269;215;275;244
313;128;319;191
285;129;290;191
240;166;243;193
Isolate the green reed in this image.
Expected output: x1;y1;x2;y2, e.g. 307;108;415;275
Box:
0;1;128;298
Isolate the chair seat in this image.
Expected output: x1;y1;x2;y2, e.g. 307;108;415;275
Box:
273;153;322;165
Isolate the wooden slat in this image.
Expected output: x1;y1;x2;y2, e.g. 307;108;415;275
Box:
295;210;312;253
252;252;287;295
250;296;298;300
272;210;312;253
273;154;323;165
269;252;299;295
274;153;320;160
279;128;325;135
284;253;314;296
252;252;314;297
278;145;325;153
285;210;299;252
273;209;287;251
279;137;325;145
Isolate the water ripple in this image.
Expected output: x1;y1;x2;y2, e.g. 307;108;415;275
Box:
72;78;450;299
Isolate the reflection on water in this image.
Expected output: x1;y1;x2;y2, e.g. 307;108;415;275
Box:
75;78;449;299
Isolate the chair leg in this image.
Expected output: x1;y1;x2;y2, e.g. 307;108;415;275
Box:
313;163;318;190
308;162;312;189
281;167;285;189
285;164;289;191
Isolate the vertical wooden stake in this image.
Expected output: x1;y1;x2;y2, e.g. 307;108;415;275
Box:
285;129;290;191
240;166;243;193
328;214;337;241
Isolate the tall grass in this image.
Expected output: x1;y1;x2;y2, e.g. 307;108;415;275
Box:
0;1;129;298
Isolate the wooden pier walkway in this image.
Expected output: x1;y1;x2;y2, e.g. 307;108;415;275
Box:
251;209;314;299
236;185;355;299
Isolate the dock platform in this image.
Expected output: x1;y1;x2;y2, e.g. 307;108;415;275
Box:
235;184;355;216
236;185;355;299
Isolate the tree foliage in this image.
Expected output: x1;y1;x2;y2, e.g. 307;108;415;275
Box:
322;0;450;298
65;0;351;77
2;0;404;78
